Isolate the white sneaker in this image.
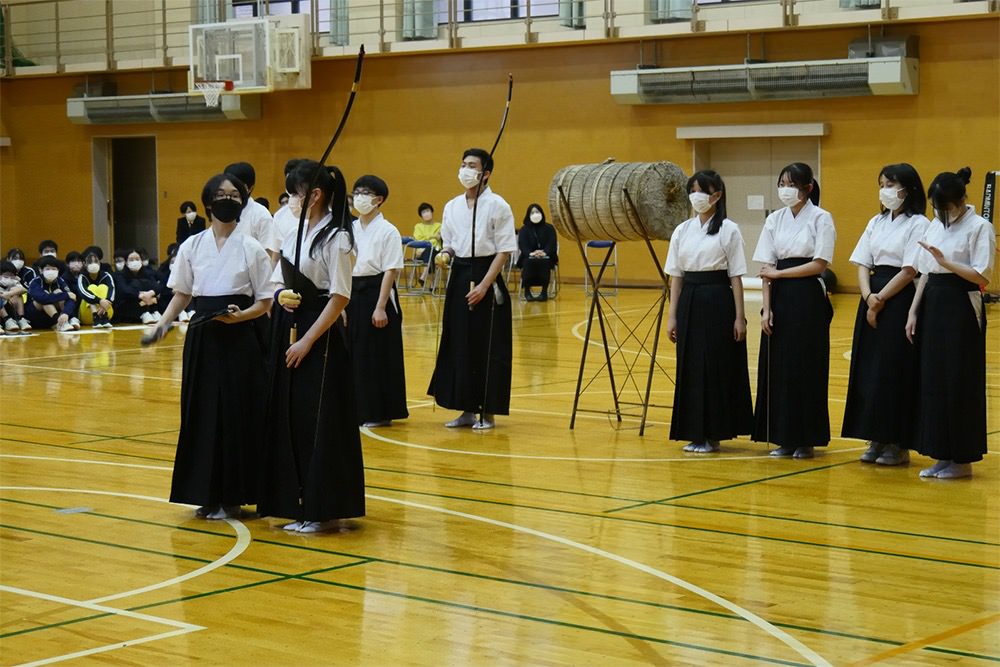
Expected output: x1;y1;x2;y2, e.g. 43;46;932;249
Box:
3;318;19;332
17;318;31;331
141;312;155;324
151;311;162;322
178;310;191;323
69;317;81;330
56;320;74;332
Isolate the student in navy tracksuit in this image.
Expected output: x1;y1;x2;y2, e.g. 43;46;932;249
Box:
26;256;79;331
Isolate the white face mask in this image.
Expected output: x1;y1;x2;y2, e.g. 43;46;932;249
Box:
185;210;197;222
777;186;802;207
42;250;56;257
353;194;377;215
11;259;24;271
458;167;482;190
87;262;100;274
688;192;713;214
288;194;304;218
142;259;149;267
529;211;543;224
879;186;904;212
0;276;17;288
127;260;142;272
115;260;125;271
42;268;59;282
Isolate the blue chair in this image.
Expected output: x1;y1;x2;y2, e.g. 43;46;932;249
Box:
584;240;618;295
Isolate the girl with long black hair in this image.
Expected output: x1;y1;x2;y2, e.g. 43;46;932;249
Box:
258;160;365;533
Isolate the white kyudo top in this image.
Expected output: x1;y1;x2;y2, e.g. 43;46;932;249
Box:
237;198;280;253
916;205;995;281
272;205;299;249
849;211;930;270
441;187;517;259
664;217;747;278
273;213;354;299
753;201;837;265
351;213;405;277
169;227;273;299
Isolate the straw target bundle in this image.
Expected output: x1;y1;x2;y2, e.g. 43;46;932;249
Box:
548;161;688;242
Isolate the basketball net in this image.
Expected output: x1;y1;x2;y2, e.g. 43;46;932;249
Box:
194;81;229;108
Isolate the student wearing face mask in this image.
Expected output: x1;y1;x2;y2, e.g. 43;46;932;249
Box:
272;158;308;246
904;167;994;480
516;203;558;301
0;260;30;334
259;160;365;534
664;170;753;453
114;250;164;324
347;175;408;428
34;240;66;275
429;148;517;431
842;164;929;466
176;201;206;246
223;162;280;264
25;256;79;332
6;248;36;287
753;162;836;459
77;249;116;328
412;202;442;287
113;249;127;274
145;173;273;520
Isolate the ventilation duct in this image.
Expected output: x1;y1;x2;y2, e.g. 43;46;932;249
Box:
67;93;261;124
611;56;918;104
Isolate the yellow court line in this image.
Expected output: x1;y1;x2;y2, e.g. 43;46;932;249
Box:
846;612;1000;666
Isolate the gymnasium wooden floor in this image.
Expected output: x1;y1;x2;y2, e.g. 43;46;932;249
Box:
1;284;997;666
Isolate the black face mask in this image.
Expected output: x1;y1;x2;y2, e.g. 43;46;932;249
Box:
211;198;242;223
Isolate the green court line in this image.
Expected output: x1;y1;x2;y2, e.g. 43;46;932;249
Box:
663;503;1000;547
925;646;1000;662
363;464;646;503
0;437;174;463
605;461;857;512
361;484;1000;571
0;421;123;440
289;577;812;667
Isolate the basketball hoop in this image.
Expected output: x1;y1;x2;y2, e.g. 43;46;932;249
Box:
194;80;233;108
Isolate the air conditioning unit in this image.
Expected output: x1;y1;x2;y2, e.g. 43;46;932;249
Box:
66;93;262;124
611;56;918;104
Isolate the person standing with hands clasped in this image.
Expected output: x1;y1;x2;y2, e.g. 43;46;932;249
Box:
145;173;273;520
665;170;753;453
905;167;993;479
348;175;408;429
842;164;928;466
429;148;516;431
258;160;365;534
753;162;836;459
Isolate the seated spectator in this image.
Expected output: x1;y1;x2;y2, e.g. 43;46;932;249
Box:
516;203;558;301
62;251;84;293
26;256;79;331
412;202;442;287
113;248;127;273
177;201;207;246
114;249;163;323
0;260;31;333
34;240;67;275
77;249;116;328
157;244;192;322
6;248;36;286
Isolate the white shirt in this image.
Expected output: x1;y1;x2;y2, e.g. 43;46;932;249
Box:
237;198;280;253
664;217;747;278
753;201;836;265
273;205;299;249
441;187;517;258
849;211;929;270
273;213;354;299
169;227;272;299
352;213;405;277
916;205;995;281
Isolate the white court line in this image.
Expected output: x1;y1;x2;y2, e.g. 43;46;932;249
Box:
0;362;180;383
0;455;172;471
361;428;866;462
369;493;832;667
0;485;251;665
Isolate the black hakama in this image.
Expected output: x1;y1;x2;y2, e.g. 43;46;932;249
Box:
259;294;366;522
752;258;833;448
520;257;553;289
911;274;987;464
347;273;409;424
428;255;512;415
169;294;265;508
670;270;753;442
841;266;916;445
